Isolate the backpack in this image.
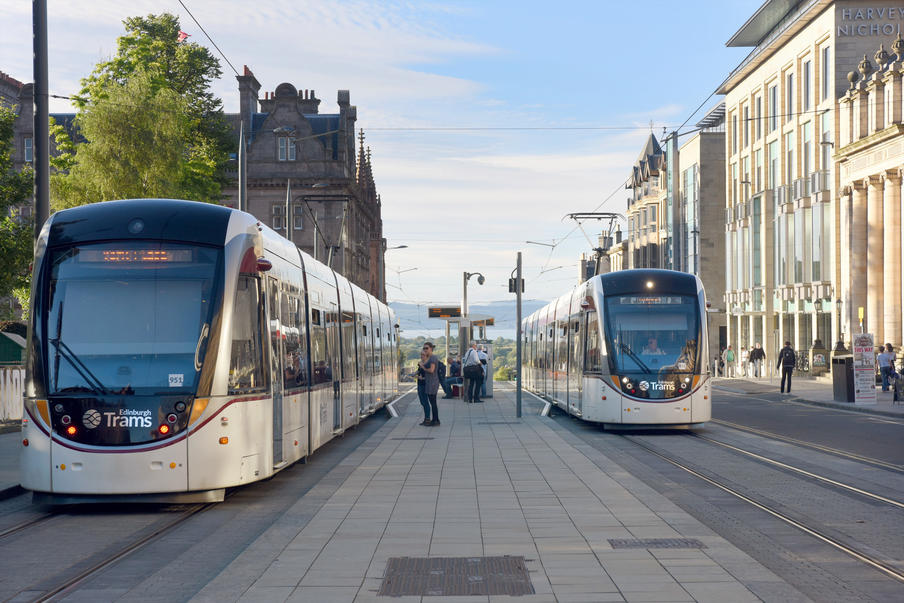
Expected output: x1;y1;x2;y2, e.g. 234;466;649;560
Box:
726;350;735;362
436;360;446;381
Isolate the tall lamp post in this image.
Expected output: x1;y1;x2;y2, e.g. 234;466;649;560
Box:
382;244;408;302
462;270;485;396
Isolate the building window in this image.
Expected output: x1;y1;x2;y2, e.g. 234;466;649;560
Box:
732;114;738;154
803;60;811;112
786;72;794;123
272;204;285;230
802;122;812;177
784;131;795;185
277;137;296;161
769;85;778;132
821;46;830;102
820;112;831;170
768;141;778;189
755;96;762;141
24;137;33;163
292;204;304;230
743;106;749;147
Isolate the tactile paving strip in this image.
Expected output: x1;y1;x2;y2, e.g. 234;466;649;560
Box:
378;555;535;596
608;538;706;549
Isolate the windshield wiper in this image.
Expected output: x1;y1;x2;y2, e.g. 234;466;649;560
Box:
49;337;108;395
618;342;651;374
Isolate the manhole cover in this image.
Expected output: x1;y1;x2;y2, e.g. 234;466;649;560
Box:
378;556;534;596
608;538;705;549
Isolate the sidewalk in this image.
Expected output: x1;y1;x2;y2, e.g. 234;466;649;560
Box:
192;388;798;602
712;374;904;418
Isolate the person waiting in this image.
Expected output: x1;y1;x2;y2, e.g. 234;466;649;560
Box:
441;356;462;398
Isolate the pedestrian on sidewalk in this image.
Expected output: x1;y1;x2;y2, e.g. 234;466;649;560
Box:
418;342;440;425
877;343;896;392
740;347;750;376
749;343;766;378
722;345;736;378
462;341;484;403
777;341;796;393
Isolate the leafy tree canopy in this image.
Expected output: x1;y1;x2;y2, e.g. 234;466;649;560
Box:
0;104;34;313
53;72;219;208
54;12;232;207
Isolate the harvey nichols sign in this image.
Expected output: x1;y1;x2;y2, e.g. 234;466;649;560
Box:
838;6;904;37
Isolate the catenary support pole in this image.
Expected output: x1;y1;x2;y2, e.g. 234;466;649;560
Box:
516;251;522;418
33;0;49;241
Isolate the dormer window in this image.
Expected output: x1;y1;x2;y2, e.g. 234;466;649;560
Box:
278;136;296;161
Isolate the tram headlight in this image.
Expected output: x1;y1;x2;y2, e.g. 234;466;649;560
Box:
175;402;186;412
159;424;170;435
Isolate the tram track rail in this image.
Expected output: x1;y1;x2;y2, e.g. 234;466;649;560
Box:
711;417;904;473
2;502;214;603
623;434;904;585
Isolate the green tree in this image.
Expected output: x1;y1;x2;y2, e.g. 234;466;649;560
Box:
53;72;218;208
55;12;231;207
0;103;34;318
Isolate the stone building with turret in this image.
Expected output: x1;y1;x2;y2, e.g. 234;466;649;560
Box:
221;66;386;300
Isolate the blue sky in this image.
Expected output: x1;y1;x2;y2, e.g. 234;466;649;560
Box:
3;0;761;310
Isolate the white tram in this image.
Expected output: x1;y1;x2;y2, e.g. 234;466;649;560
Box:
523;269;711;427
20;199;400;503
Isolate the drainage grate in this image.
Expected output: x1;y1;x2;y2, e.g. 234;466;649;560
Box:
378;556;534;596
608;538;705;549
390;437;435;440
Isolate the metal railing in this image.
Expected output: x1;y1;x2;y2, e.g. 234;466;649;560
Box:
774;184;791;206
792;177;811;200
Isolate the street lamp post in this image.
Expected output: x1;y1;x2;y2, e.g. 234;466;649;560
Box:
382;244;408;302
462;270;485;398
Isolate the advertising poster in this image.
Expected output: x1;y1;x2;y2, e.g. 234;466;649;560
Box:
852;333;877;405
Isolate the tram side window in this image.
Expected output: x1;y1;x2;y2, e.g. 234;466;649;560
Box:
283;293;308;389
584;311;602;373
310;308;332;385
229;276;266;393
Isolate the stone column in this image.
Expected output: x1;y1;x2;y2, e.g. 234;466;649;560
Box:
851;181;868;334
866;175;884;342
884;171;902;345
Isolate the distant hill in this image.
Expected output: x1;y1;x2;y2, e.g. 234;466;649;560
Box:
389;299;547;339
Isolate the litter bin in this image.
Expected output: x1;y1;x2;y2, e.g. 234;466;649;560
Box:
832;355;854;402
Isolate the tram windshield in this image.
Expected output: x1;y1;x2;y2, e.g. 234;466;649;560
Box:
603;294;700;377
44;241;221;396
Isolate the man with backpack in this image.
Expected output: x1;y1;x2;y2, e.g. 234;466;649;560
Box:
777;341;796;394
721;345;736;378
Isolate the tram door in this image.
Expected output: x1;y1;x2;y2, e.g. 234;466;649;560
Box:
328;303;341;431
267;278;284;466
569;316;583;414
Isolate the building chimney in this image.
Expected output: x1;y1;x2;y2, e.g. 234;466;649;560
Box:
236;65;261;140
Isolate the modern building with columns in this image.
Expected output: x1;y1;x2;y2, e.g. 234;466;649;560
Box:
837;40;904;348
718;0;904;366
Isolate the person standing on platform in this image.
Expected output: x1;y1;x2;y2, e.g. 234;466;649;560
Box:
463;341;483;403
419;342;440;425
878;343;896;392
478;345;489;399
777;341;796;394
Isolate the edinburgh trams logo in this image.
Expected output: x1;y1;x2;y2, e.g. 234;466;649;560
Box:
82;409;102;429
82;408;153;429
638;380;675;392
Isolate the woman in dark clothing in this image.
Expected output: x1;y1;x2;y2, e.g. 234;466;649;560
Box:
418;342;440;425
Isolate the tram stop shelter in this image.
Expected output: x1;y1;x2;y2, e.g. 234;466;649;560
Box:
427;307;496;398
